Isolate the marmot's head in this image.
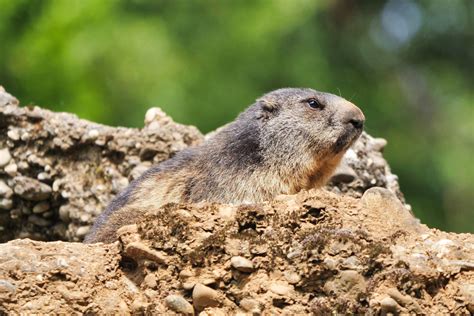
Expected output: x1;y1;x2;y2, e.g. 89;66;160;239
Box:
257;87;365;155
253;88;364;189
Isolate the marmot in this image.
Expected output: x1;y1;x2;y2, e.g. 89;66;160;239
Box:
84;88;365;243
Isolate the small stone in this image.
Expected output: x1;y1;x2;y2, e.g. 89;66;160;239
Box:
131;297;149;314
370;138;387;152
330;161;357;183
182;282;196;291
76;226;90;237
7;129;20;141
20;132;30;142
139;147;159;161
17;161;29;171
239;298;261;313
143;274;157;289
176;209;193;219
42;211;53;218
0;280;16;293
58;205;71;222
165;295;194;315
231;256;255;273
144;107;170;125
0;181;13;198
37;172;51;181
459;284;474;313
286;248;302;260
284;271;301;284
112;177;129;193
323;257;338;270
269;282;292;296
4;163;18;176
179;269;194;279
0;88;19;106
88;129;100;139
13;176;52;201
125;242;167;264
0;198;13;210
202;278;218;286
129;163;151;180
192;283;220;310
0;148;12;167
56;284;85;301
28;215;52;227
380;296;400;313
218;206;236;219
32;201;50;214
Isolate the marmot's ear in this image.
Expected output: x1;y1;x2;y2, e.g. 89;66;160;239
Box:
258;98;278;112
256;98;279;120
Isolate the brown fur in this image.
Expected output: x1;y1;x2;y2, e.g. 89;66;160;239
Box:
84;88;365;243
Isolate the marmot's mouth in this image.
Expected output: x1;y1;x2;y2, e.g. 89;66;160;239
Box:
333;127;362;153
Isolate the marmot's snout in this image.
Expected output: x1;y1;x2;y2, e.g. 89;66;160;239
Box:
341;101;365;131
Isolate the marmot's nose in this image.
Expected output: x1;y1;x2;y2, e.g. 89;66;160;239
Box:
343;102;365;129
349;118;364;129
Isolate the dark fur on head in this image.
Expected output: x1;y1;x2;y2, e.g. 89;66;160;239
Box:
84;88;365;243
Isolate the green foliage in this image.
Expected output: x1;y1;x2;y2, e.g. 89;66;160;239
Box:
0;0;472;232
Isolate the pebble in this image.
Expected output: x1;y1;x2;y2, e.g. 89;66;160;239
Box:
459;284;474;313
32;201;50;214
129;163;151;180
330;162;357;183
0;181;13;198
218;206;236;219
239;298;261;313
0;148;12;167
0;88;19;106
269;282;292;296
88;129;99;139
17;161;29;171
370;138;387;152
125;242;167;264
183;282;196;290
7;129;20;141
144;107;170;125
380;296;399;313
76;226;90;237
37;172;51;181
165;295;194;315
131;297;149;314
192;283;220;310
28;215;52;227
4;163;18;176
58;205;71;222
0;198;13;210
0;279;16;293
112;177;129;193
13;176;52;201
179;269;194;279
231;256;255;273
143;274;157;289
284;271;301;284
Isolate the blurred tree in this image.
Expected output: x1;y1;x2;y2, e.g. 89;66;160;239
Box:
0;0;472;232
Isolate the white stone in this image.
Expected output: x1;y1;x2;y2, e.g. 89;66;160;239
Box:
0;148;12;167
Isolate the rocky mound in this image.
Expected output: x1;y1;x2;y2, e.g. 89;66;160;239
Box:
1;188;472;314
0;87;472;314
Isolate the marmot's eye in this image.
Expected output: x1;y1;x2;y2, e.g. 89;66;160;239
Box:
307;99;322;109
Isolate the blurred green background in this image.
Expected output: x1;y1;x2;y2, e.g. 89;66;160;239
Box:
0;0;472;232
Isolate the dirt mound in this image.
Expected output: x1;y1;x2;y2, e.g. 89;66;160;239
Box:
1;188;473;314
0;87;472;314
